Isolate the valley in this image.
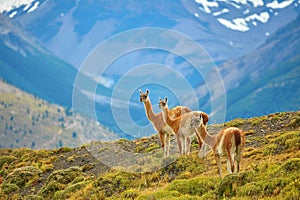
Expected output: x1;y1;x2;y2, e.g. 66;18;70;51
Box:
0;79;118;149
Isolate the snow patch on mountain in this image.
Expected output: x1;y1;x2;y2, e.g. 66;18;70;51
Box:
213;8;229;16
195;0;218;13
217;11;270;32
9;11;17;18
27;1;39;13
0;0;39;17
266;0;294;9
194;0;299;32
248;0;264;7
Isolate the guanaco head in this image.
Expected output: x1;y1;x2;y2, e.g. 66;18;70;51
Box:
159;97;168;110
139;89;149;102
190;112;203;128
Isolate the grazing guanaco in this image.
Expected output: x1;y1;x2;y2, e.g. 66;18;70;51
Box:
139;89;191;157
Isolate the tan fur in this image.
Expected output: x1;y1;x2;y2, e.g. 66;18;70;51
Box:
139;89;191;157
159;97;208;156
196;123;245;177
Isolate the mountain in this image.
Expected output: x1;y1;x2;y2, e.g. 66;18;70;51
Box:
0;111;299;199
79;12;300;135
223;13;300;119
0;1;299;138
0;14;131;137
0;79;118;149
0;14;76;107
1;0;299;68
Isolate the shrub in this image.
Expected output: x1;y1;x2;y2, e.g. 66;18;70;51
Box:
225;118;245;127
288;117;300;128
217;171;253;198
38;167;83;198
44;166;82;185
1;183;19;194
137;190;181;200
54;181;89;199
121;189;140;199
24;195;45;200
2;166;42;188
0;156;16;168
94;171;138;197
38;181;65;198
273;131;300;152
280;158;300;172
263;131;300;155
237;182;262;197
167;176;220;196
263;178;290;196
280;179;300;200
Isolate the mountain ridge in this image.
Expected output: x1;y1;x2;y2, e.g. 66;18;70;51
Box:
2;0;299;67
0;14;76;107
0;79;118;149
0;2;299;137
221;14;300;119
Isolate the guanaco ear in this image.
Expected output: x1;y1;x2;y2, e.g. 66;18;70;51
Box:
199;113;203;124
165;97;168;102
146;89;149;94
139;89;142;94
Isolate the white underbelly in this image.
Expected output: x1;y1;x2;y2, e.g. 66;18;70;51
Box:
180;122;196;137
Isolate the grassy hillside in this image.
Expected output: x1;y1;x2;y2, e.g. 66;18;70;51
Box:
0;111;299;199
0;80;118;149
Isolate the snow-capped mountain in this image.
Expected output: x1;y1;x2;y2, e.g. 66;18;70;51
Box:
192;0;300;32
0;1;299;139
0;0;40;18
1;0;299;69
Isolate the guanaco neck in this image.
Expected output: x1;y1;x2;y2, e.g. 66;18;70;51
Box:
143;99;157;122
199;125;216;148
162;107;179;133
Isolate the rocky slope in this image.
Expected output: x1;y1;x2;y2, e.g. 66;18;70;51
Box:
0;111;299;199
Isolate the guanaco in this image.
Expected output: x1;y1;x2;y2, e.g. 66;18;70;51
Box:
159;97;209;156
139;89;191;157
195;120;245;177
